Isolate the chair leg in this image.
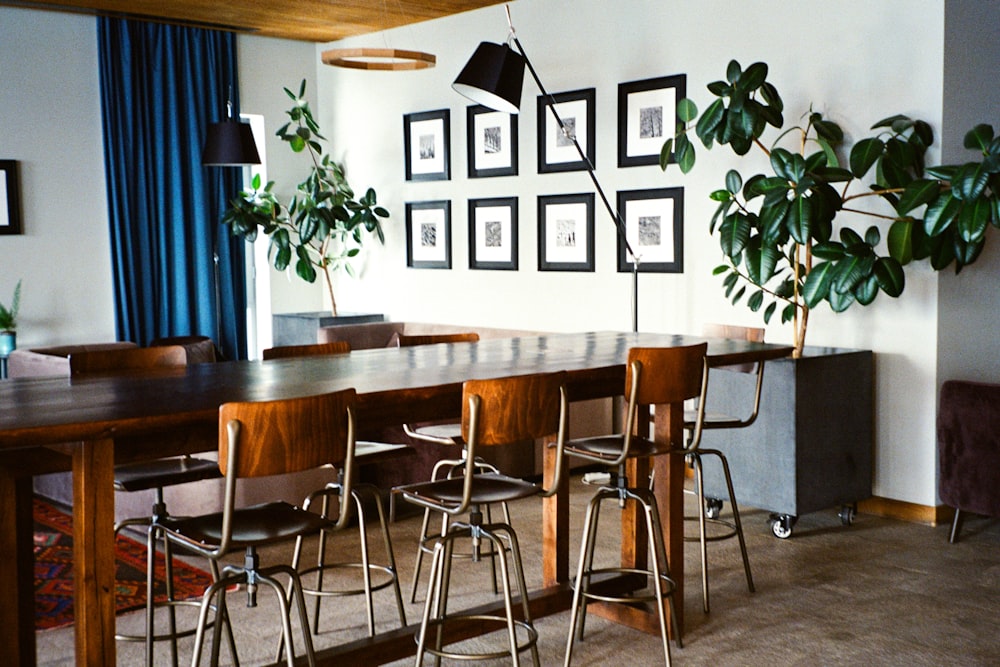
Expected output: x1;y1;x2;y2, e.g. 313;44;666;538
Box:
261;565;317;667
640;487;682;654
690;452;711;614
703;448;755;595
565;487;612;666
369;486;408;628
491;522;539;666
949;508;964;544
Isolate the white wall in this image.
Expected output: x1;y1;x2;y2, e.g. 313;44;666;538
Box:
0;7;116;347
315;0;949;506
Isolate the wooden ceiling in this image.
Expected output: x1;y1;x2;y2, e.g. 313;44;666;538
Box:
1;0;506;42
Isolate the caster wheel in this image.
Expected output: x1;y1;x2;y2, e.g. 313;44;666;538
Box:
705;498;724;520
770;514;795;539
839;505;856;526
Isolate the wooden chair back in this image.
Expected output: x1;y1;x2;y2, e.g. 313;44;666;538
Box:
262;341;351;360
69;345;187;375
703;323;764;374
219;388;357;479
461;371;567;447
626;344;708;407
397;332;479;347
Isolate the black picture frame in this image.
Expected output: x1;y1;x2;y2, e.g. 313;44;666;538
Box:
538;193;595;272
537;88;596;173
469;196;518;271
466;105;518;178
405;200;452;269
0;160;22;236
404;109;450;181
617;74;686;168
617;187;684;273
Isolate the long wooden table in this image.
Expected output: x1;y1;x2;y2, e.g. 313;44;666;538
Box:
0;331;791;666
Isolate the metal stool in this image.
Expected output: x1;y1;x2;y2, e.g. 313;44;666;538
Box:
563;344;706;667
395;371;569;665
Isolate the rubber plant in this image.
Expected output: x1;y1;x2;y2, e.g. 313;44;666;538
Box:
222;80;389;316
662;60;1000;354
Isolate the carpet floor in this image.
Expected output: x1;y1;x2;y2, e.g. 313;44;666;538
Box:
34;474;1000;665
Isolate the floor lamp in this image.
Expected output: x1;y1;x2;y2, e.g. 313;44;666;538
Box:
202;93;260;349
452;6;641;333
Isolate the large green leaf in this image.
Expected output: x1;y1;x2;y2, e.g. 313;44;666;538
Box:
896;179;940;215
677;98;698;123
853;275;879;305
957;196;990;242
786;194;812;244
964;124;994;152
887;220;914;265
802;261;836;308
718;213;751;257
811;241;846;260
874;257;905;296
741;61;768;89
759;199;790;243
923;192;960;236
827;287;856;313
696;99;726;146
952;161;989;201
849;138;884;178
744;243;781;285
726;169;743;194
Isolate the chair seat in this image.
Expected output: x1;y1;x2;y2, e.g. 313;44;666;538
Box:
398;472;539;506
564;434;666;462
113;456;221;492
162;501;331;548
683;408;743;431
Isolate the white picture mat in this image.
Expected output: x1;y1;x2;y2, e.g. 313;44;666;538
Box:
409;118;446;175
625;87;675;158
410;207;447;262
0;174;8;227
544;201;589;263
544;98;589;165
473;110;513;170
625;197;675;264
473;205;513;262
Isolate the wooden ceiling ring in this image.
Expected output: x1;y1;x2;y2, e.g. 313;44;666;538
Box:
321;47;436;71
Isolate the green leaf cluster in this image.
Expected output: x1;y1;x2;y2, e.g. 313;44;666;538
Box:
221;80;390;314
663;60;1000;349
0;279;22;331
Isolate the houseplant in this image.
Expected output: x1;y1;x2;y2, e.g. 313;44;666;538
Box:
0;278;21;357
662;60;1000;355
222;80;389;317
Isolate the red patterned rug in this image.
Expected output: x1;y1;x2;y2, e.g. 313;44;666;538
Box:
33;497;214;631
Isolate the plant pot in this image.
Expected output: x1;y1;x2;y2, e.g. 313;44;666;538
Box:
699;347;874;537
271;312;385;347
0;331;15;358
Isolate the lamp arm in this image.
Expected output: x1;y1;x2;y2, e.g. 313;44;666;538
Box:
512;36;640;332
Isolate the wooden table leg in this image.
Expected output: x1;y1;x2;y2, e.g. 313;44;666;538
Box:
0;467;36;667
542;434;569;587
653;402;685;633
72;438;116;666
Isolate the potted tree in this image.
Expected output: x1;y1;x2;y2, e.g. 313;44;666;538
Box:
660;60;1000;536
0;279;21;361
222;80;390;331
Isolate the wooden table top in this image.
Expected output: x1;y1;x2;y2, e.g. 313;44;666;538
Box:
0;331;792;451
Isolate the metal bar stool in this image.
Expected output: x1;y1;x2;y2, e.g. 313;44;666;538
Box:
69;345;228;667
562;344;707;667
395;371;569;666
158;388;360;667
263;342;408;636
680;324;762;613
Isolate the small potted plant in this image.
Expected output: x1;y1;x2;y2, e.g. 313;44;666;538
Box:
0;279;22;358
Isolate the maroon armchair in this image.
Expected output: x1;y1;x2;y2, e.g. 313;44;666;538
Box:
937;380;1000;542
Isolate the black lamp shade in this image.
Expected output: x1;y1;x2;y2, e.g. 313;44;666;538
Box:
202;120;261;166
452;41;526;114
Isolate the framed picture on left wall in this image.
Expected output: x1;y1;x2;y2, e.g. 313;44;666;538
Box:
406;200;452;269
404;109;450;181
0;160;22;235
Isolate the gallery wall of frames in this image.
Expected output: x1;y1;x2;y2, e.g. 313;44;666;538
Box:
402;74;685;276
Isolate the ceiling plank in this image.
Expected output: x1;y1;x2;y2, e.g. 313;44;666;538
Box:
0;0;506;42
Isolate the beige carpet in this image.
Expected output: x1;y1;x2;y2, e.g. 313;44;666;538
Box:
35;475;1000;666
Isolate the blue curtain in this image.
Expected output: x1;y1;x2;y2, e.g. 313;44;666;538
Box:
97;19;247;360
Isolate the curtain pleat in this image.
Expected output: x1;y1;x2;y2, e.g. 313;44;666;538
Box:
97;19;247;360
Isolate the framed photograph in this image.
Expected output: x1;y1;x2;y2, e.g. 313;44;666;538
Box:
404;109;450;181
469;197;518;271
406;200;452;269
537;88;596;173
617;187;684;273
538;193;595;272
618;74;686;168
467;105;518;178
0;160;22;236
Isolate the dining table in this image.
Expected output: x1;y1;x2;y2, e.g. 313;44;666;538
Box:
0;331;792;666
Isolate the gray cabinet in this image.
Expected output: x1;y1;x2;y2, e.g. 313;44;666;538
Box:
700;347;873;537
271;312;384;347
